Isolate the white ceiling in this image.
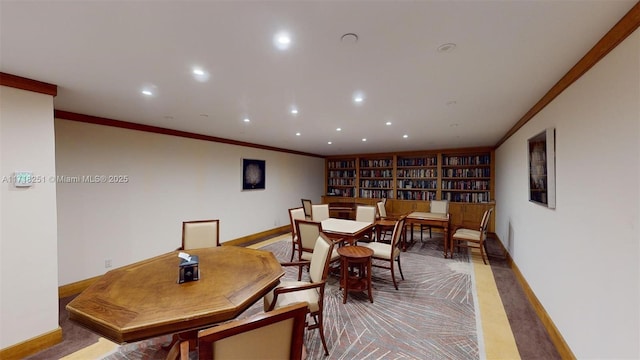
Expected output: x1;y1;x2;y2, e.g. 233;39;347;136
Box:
1;1;635;156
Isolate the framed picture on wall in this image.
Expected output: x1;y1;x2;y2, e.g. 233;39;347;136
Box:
528;128;556;208
242;158;266;190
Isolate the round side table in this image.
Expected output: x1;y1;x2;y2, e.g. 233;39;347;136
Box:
337;245;374;304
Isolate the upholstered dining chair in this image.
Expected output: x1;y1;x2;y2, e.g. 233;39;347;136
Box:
289;207;307;261
301;199;313;220
264;233;336;356
361;216;406;290
192;302;308;360
181;219;220;250
418;200;450;240
355;205;377;242
451;207;493;264
294;219;340;280
375;201;395;241
311;204;330;222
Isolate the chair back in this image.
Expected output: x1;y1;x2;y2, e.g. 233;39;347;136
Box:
311;204;330;222
301;199;313;219
356;205;376;223
308;233;335;284
295;219;322;255
182;219;220;250
197;302;308;360
288;207;306;236
390;216;407;250
430;200;449;214
376;201;387;218
479;208;493;236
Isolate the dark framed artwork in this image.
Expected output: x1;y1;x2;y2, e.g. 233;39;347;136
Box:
528;128;556;208
242;159;266;190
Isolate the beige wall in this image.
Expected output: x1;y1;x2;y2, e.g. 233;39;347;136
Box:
54;119;325;285
0;86;59;348
494;30;639;358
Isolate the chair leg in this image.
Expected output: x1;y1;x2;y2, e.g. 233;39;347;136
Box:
315;313;329;356
290;241;295;262
479;241;488;265
396;256;404;280
390;261;398;290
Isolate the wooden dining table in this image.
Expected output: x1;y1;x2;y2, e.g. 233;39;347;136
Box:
321;217;375;244
404;211;450;257
66;246;284;358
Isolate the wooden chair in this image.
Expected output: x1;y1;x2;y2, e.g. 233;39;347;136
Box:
288;207;307;261
181;219;220;250
264;233;336;356
361;216;406;290
418;200;449;240
375;201;395;242
301;198;313;220
294;219;340;280
355;205;376;242
311;204;330;222
451;207;493;264
193;302;308;360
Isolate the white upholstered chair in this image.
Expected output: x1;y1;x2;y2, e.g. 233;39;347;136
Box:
181;219;220;250
355;205;377;242
301;199;313;220
361;216;406;290
311;204;330;222
451;207;493;264
289;207;307;261
294;219;340;280
264;233;336;355
194;302;308;360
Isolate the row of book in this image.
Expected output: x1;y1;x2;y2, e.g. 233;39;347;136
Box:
327;178;355;186
397;180;437;189
442;168;491;178
327;160;356;169
328;170;356;178
441;180;490;190
397;157;438;167
327;187;355;197
396;191;437;201
441;191;491;203
397;169;437;178
442;155;491;166
360;180;392;188
359;189;394;199
359;159;393;168
360;169;393;178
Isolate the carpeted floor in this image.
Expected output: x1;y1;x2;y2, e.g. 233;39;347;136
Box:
27;232;560;359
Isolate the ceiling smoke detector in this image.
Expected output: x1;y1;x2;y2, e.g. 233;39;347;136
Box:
341;33;358;44
437;43;457;53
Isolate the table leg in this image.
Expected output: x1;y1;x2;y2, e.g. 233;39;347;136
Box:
366;258;373;303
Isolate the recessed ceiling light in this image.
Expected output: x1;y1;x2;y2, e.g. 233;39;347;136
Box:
403;134;408;138
141;89;153;96
243;118;250;123
192;67;210;82
336;128;342;132
362;138;367;142
386;121;392;126
328;141;332;145
446;100;457;106
353;93;365;103
296;132;301;136
274;31;292;50
199;114;208;117
164;115;174;120
437;43;457;53
340;33;358;43
291;108;298;115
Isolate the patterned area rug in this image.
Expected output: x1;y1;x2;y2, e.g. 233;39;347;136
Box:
106;234;478;359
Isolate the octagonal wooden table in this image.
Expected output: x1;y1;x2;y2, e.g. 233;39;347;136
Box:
66;246;284;346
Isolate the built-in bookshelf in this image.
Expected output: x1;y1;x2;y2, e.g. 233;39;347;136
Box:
359;156;393;199
441;153;491;203
396;154;438;201
326;158;356;197
325;148;494;203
